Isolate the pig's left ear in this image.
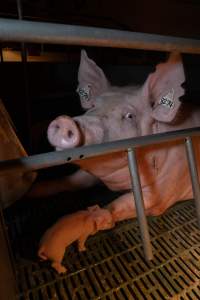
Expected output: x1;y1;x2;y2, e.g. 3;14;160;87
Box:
87;204;100;212
77;50;110;110
142;52;185;123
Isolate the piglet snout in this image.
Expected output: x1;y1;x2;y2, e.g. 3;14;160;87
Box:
47;116;81;150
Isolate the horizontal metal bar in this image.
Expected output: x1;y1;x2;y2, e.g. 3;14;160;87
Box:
0;18;200;53
128;148;153;261
0;127;200;176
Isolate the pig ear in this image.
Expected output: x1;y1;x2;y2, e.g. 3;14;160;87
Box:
142;52;185;123
87;204;100;212
77;50;110;110
93;211;113;231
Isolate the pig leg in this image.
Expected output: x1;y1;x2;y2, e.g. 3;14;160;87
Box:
51;261;67;274
106;193;136;222
78;235;88;251
48;248;67;274
38;247;67;274
106;191;161;222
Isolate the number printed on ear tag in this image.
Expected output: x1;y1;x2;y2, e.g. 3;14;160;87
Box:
77;85;91;102
159;89;175;109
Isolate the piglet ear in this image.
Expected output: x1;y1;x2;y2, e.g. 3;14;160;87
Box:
143;52;185;123
87;204;100;212
77;50;110;110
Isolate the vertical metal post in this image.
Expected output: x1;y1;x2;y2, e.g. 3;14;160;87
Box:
185;137;200;227
127;148;153;261
16;0;32;151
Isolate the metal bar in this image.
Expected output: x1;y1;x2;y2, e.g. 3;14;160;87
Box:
0;127;200;176
0;18;200;53
127;148;153;260
16;0;32;151
16;0;22;19
185;137;200;227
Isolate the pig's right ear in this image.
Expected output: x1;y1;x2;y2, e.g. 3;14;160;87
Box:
142;52;185;123
77;50;110;110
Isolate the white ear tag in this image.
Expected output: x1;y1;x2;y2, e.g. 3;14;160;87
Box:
77;85;91;102
159;89;174;109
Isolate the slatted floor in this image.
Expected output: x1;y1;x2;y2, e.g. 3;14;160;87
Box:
4;194;200;300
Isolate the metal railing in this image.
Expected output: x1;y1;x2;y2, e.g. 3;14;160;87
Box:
1;127;200;261
0;18;200;54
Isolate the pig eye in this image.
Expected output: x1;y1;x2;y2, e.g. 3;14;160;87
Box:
125;112;133;119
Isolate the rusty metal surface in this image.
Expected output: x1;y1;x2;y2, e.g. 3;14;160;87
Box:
4;196;200;300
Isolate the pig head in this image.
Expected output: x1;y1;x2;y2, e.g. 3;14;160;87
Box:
48;50;186;148
47;50;200;222
87;204;114;231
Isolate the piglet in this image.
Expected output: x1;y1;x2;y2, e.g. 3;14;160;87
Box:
38;205;114;273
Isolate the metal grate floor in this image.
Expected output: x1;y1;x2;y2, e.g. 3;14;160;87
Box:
5;195;200;300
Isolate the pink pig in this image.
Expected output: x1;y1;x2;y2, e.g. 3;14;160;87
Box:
38;205;114;273
31;51;200;224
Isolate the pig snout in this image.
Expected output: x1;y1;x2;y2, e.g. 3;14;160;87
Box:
47;116;81;150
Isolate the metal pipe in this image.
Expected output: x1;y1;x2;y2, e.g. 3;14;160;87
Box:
16;0;27;64
0;18;200;53
127;148;153;261
185;137;200;227
16;0;32;151
0;127;200;176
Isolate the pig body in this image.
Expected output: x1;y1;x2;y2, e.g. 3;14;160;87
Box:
38;205;113;273
46;51;200;222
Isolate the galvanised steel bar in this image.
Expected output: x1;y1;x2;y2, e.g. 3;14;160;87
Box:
16;0;32;151
127;148;153;261
0;18;200;53
185;137;200;227
0;127;200;176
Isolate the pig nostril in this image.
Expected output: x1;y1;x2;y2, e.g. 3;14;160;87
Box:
67;130;73;138
54;124;60;131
